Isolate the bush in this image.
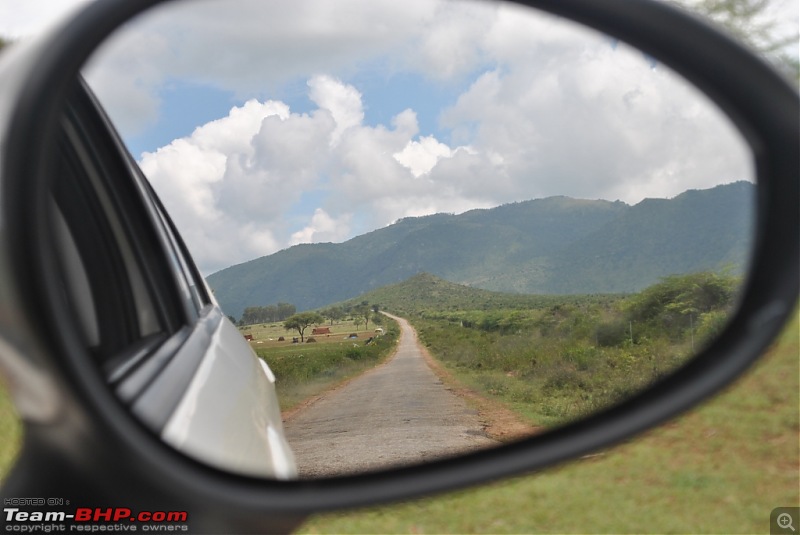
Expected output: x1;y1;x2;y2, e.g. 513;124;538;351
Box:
624;271;739;340
695;309;730;345
345;347;364;360
595;320;628;347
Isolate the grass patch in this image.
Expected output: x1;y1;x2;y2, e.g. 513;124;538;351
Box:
298;310;799;533
0;376;22;484
414;315;689;428
257;316;400;411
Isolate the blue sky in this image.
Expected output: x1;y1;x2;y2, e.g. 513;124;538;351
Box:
126;69;470;158
126;81;237;157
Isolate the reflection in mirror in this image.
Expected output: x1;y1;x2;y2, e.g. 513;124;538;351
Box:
83;0;754;479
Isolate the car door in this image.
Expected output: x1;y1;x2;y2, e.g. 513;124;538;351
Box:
49;79;295;479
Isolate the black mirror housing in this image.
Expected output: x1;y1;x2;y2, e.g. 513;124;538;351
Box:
0;0;796;533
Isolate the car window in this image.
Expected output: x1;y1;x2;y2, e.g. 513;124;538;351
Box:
153;202;209;320
49;83;187;379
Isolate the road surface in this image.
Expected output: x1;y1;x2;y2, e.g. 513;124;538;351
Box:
283;313;499;478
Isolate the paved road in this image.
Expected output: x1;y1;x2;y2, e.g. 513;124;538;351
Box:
283;313;498;478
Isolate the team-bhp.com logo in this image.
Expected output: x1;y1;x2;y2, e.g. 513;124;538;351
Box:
3;500;189;532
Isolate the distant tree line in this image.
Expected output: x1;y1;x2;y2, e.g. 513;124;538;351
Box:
320;301;382;330
239;302;296;325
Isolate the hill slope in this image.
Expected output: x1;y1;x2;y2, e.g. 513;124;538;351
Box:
341;273;619;316
207;182;754;318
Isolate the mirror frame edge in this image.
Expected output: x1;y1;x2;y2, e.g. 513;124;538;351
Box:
0;0;796;526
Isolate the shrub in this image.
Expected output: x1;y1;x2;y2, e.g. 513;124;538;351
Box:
695;309;730;345
595;320;628;347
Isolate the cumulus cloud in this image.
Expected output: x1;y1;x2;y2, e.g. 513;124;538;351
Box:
139;99;293;272
290;209;353;245
136;75;478;274
308;75;364;145
394;135;453;177
81;0;755;275
82;0;442;136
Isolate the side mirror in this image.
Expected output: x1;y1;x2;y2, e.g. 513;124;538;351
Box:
0;1;796;533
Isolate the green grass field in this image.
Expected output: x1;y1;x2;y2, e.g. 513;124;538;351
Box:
299;312;799;534
251;316;399;411
241;317;383;345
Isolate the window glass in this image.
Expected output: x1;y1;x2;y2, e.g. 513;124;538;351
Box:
50;104;171;368
154;204;209;315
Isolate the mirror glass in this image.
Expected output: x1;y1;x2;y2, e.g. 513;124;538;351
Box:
82;0;754;479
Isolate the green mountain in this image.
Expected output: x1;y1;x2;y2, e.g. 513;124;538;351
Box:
207;182;754;318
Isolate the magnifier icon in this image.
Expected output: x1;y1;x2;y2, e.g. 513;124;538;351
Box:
778;513;796;532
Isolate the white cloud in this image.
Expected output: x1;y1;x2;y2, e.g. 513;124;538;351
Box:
76;0;761;275
307;75;364;145
394;135;453;177
139;99;301;273
135;73;510;273
290;209;352;245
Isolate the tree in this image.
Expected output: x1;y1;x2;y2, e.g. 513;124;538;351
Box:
673;0;799;83
624;271;738;341
283;312;324;342
323;306;344;326
276;302;296;321
239;302;298;325
240;306;262;325
355;301;372;330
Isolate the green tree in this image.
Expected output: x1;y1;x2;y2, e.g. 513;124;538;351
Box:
625;271;738;340
284;312;324;342
276;302;296;321
674;0;799;83
323;306;344;326
354;301;372;330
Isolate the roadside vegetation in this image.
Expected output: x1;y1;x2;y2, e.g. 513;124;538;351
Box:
356;271;741;429
246;309;399;411
421;271;738;427
300;308;799;533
